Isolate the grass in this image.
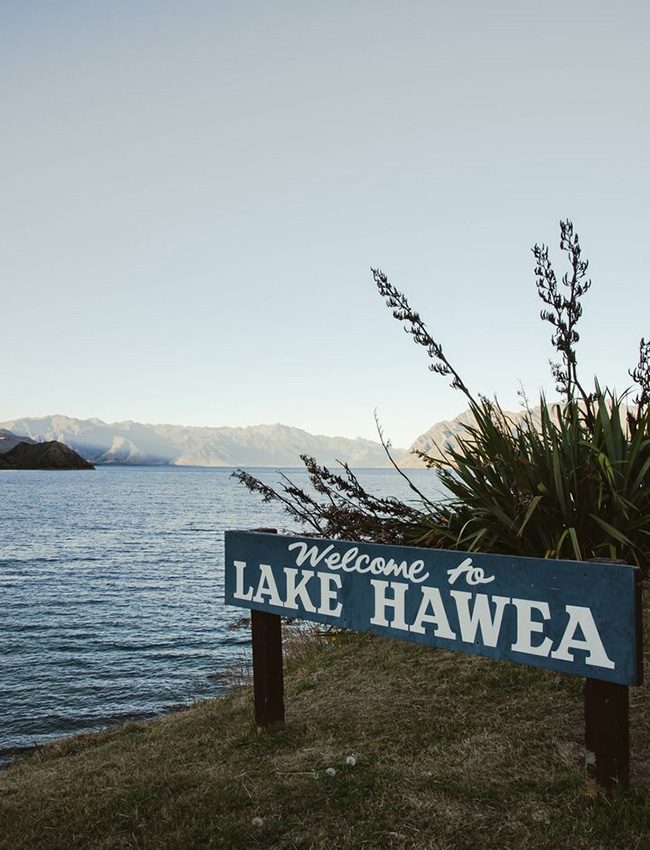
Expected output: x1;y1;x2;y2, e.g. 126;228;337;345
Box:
1;615;649;850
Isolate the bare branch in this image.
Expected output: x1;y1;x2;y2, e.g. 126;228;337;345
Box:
373;409;438;510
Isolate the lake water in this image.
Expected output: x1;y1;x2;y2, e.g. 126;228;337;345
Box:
0;465;438;762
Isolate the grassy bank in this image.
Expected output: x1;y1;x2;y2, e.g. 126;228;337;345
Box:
1;615;648;850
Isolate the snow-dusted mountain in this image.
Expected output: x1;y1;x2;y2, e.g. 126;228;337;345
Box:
0;415;403;468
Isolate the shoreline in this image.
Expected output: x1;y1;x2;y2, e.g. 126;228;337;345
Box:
1;628;648;850
0;697;221;771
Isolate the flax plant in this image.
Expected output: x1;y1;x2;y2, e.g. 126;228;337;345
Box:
417;388;650;565
235;221;650;568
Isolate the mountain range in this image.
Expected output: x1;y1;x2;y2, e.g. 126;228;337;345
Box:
0;416;404;468
1;407;547;469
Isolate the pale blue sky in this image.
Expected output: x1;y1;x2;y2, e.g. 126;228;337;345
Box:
2;1;649;447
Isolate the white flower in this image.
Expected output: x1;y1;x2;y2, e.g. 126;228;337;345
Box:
251;816;264;827
345;755;357;767
325;767;337;777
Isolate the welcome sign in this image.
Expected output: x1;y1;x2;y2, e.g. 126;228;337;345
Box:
225;530;642;686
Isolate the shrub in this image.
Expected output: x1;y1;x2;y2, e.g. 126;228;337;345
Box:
235;221;650;567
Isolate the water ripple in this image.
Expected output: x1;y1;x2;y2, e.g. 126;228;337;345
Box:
0;464;437;763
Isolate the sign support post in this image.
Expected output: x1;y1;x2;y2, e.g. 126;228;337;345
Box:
584;678;629;790
250;529;285;731
251;609;285;731
584;559;642;791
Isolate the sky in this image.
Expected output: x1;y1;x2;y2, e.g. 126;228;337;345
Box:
2;0;649;448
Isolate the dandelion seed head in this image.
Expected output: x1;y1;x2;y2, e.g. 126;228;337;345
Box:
251;816;264;827
346;755;357;767
325;767;337;777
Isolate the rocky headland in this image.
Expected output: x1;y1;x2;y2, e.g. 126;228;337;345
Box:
0;435;94;470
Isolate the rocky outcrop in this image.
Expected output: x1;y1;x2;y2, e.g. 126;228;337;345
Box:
0;440;94;470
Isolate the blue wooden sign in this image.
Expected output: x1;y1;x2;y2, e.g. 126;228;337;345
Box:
224;531;643;686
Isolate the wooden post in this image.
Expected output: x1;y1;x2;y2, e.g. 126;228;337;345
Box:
251;528;285;731
584;678;629;791
584;559;641;792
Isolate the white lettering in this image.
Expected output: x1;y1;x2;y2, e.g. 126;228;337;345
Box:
341;547;362;571
284;568;317;613
551;605;615;669
370;580;410;631
318;573;343;617
233;560;253;601
410;586;456;639
288;542;429;583
447;558;495;586
370;557;386;576
410;560;428;582
354;554;371;572
511;599;553;657
288;541;334;568
252;563;283;607
324;550;341;569
451;591;510;647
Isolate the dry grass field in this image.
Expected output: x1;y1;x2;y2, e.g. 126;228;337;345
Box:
1;614;648;850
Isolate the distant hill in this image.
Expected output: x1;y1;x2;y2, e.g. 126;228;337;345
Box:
0;416;405;468
0;428;37;453
0;439;94;470
398;406;545;467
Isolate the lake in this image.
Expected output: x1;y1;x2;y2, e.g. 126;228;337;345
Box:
0;465;438;762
